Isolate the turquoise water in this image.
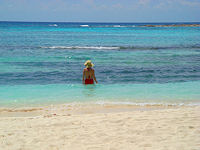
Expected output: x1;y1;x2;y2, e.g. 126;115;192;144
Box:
0;22;200;107
0;81;200;107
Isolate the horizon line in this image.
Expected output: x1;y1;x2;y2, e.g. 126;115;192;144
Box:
1;20;200;24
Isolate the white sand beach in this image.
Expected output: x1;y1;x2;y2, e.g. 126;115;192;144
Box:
0;104;200;150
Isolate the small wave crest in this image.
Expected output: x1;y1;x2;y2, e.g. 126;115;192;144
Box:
49;24;58;27
40;45;200;50
41;46;120;50
80;25;89;27
113;25;125;27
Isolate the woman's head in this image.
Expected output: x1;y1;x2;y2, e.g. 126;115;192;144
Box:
84;60;94;68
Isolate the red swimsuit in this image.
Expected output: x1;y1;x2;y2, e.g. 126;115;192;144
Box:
84;69;94;84
85;78;94;84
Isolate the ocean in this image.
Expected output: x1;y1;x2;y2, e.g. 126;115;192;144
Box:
0;21;200;107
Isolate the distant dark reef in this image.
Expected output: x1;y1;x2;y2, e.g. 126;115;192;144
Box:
140;24;200;27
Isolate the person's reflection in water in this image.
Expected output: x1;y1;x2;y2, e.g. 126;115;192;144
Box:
82;84;96;98
82;60;98;84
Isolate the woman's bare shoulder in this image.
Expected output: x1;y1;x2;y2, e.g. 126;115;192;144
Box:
83;68;87;72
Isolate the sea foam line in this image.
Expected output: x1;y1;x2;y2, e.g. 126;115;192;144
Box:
49;24;58;27
93;101;200;106
40;45;200;50
41;46;120;50
80;25;89;27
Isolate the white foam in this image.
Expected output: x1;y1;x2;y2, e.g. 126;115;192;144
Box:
80;25;89;27
41;46;120;50
49;24;58;27
113;25;121;27
113;25;126;27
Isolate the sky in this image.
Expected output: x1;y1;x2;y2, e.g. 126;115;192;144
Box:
0;0;200;22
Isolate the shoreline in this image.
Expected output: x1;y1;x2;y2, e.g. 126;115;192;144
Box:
0;103;198;117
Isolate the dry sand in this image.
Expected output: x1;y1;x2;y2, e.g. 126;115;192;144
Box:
0;104;200;150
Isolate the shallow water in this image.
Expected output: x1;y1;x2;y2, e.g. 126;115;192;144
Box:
0;81;200;107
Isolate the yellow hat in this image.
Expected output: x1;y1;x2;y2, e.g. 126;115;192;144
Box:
84;60;94;68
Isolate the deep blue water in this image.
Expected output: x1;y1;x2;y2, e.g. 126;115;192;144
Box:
0;21;200;106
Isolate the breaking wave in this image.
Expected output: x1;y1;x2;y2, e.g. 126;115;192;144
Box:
113;25;126;27
41;46;120;50
80;25;89;27
40;45;200;50
49;24;58;27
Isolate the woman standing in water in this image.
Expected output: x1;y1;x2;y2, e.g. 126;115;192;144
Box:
82;60;98;84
